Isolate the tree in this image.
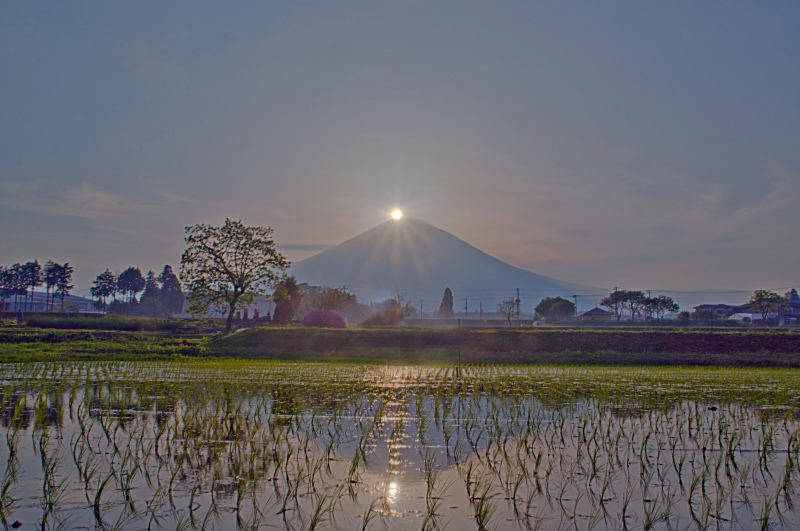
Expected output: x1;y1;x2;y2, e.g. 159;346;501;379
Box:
272;276;301;325
312;286;356;311
600;289;646;321
90;269;116;312
181;219;290;334
497;298;519;326
599;290;626;320
438;288;454;319
641;297;658;319
116;267;145;313
158;265;184;317
139;270;163;317
43;260;59;311
534;297;576;322
6;263;26;311
54;263;73;311
0;267;13;318
653;295;679;319
362;295;411;326
748;290;788;324
22;260;43;311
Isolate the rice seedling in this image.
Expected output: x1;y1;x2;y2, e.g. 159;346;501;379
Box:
0;361;798;528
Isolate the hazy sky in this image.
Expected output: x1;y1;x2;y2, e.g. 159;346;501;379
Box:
2;1;799;297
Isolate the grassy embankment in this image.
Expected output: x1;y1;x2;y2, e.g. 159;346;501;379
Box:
3;315;800;365
210;326;800;366
0;315;209;362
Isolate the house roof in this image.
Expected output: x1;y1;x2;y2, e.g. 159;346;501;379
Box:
580;307;608;316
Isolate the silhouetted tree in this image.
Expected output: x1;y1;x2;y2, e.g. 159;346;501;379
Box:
6;263;26;311
497;298;519;326
138;270;163;317
117;267;145;313
622;290;647;321
22;260;43;311
157;265;184;317
90;269;116;312
181;219;289;334
0;266;13;317
273;276;301;324
54;263;74;311
534;296;575;322
438;288;454;319
600;290;625;320
43;260;59;311
652;295;679;319
312;286;356;311
748;289;788;324
600;289;646;320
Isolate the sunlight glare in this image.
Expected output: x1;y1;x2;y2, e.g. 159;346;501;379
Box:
391;209;403;219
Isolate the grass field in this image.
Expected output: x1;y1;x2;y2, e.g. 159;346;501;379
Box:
3;320;800;366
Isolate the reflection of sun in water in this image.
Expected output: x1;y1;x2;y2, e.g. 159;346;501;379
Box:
391;209;403;220
387;481;399;504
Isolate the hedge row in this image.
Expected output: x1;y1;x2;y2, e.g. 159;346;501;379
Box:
24;315;187;332
216;328;800;354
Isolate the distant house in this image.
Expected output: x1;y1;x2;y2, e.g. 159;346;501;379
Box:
580;307;610;321
692;304;749;318
782;289;800;317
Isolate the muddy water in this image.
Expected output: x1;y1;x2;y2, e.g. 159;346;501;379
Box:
0;362;798;530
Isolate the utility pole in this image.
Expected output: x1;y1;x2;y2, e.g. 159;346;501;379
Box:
457;318;461;378
420;299;424;319
464;299;468;320
479;301;483;320
516;288;521;327
573;294;578;320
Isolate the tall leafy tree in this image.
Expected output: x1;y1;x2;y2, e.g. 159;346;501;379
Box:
438;288;454;319
0;266;13;317
90;269;116;312
534;296;576;322
311;286;356;311
54;263;74;311
22;260;43;312
139;270;163;317
272;276;301;324
157;265;184;317
117;267;145;312
43;260;59;311
7;263;26;311
653;295;679;319
748;290;788;323
181;219;290;334
622;290;647;321
599;290;625;320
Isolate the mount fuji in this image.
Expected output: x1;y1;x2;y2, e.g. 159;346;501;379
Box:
290;217;594;303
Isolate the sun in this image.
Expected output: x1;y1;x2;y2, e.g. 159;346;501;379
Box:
391;209;403;220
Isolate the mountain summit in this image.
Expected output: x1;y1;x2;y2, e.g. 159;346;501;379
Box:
290;217;592;303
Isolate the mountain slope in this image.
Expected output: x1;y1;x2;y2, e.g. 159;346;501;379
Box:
290;218;594;303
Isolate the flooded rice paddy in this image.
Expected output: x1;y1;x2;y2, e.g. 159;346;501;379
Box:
0;361;799;530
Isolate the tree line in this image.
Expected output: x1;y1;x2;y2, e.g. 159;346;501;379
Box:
90;265;184;317
600;290;680;320
0;260;74;312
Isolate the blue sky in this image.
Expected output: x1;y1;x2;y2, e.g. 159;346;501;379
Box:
1;1;799;295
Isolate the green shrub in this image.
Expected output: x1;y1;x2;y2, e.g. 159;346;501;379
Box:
25;314;186;332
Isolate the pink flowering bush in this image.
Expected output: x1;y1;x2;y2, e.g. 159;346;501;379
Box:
302;309;347;328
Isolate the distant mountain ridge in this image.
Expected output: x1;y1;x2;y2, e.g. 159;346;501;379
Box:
290;217;595;303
